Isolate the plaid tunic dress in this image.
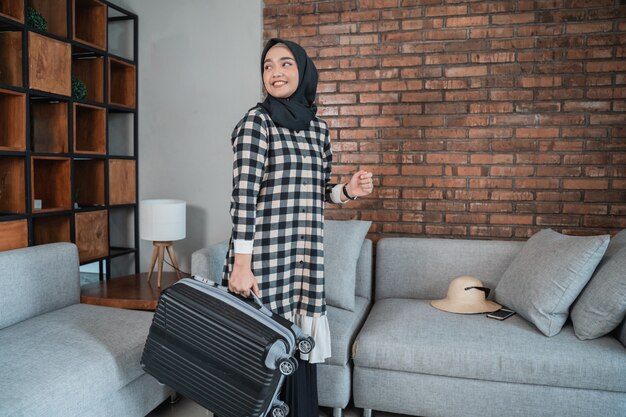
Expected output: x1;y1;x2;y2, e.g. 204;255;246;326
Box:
223;107;335;319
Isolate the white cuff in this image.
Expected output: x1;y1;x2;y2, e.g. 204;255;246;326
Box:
331;183;347;204
233;239;254;254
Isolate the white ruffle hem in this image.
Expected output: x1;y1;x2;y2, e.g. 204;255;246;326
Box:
283;312;331;364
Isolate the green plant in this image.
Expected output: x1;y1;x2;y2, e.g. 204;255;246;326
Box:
72;77;88;100
27;6;47;32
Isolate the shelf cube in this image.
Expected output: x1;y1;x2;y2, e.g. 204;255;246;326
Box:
74;158;105;207
28;32;71;96
0;31;23;88
73;0;107;50
73;103;106;154
33;215;71;245
72;54;104;103
108;159;136;205
28;0;68;38
31;157;71;212
75;209;108;262
0;88;26;151
108;57;136;109
0;157;26;215
31;99;69;153
0;220;28;251
0;0;24;22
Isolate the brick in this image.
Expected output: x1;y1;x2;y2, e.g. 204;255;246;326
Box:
536;191;581;202
536;166;581;177
445;39;489;53
425;5;468;16
360;211;401;222
567;22;613;34
444;66;488;77
470;103;513;113
470;226;514;238
426;153;468;164
403;189;444;199
339;58;379;68
563;204;608;215
468;128;512;138
518;76;562;88
279;26;317;38
359;45;401;55
516;202;560;214
491;191;534;201
469;202;513;213
382;223;424;235
402;212;445;223
401;67;443;78
491;13;535;25
358;69;399;80
425;201;467;212
339;129;379;140
515;128;559;138
469;178;513;188
490;166;535;177
425;128;466;139
424;178;468;188
471;52;516;63
301;13;340;26
490;90;533;101
537;215;580;227
318;94;357;105
470;154;514;164
446;140;490;152
515;102;561;113
447;16;489;27
563;101;611;112
319;70;357;82
340;10;380;22
340;105;380;115
563;179;609;189
360;116;401;127
425;225;467;236
382;104;423;115
516;154;561;165
470;27;514;38
359;21;400;33
358;0;398;9
491;215;534;225
491;39;535;49
318;0;356;13
425;54;468;65
340;34;379;45
382;56;423;67
584;216;626;228
515;179;560;189
587;61;626;73
516;25;562;37
425;103;468;114
360;93;399;103
401;165;443;176
339;153;380;164
402;43;445;54
453;190;490;200
447;116;489;127
445;91;488;101
585;191;626;202
446;213;488;224
424;30;468;41
491;139;537;151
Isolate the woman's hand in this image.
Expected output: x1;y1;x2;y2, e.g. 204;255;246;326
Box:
229;255;260;297
346;170;374;198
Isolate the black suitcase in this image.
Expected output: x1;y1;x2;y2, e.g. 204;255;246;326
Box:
141;277;315;417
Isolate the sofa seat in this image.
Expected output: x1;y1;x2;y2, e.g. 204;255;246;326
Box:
353;299;626;393
0;303;155;416
326;296;371;366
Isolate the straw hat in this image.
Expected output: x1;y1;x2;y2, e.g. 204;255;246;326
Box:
431;276;501;314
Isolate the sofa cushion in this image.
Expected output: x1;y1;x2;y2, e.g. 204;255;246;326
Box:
325;296;371;367
570;247;626;340
0;303;154;416
571;230;626;340
495;229;609;337
324;220;371;311
353;299;626;393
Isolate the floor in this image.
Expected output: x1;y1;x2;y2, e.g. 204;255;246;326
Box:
147;395;408;417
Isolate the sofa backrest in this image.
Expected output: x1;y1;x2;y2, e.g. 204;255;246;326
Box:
0;243;80;330
375;237;523;301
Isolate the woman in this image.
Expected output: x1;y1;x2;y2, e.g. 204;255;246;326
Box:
223;38;374;416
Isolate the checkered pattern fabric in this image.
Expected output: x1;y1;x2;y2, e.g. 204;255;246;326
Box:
223;107;335;317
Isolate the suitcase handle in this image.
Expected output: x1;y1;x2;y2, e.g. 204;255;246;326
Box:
192;276;274;318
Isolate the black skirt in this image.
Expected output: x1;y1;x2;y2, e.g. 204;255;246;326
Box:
281;357;319;417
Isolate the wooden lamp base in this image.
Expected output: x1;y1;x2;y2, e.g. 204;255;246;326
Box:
147;240;182;287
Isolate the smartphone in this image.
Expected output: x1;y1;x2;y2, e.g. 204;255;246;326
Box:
486;308;516;321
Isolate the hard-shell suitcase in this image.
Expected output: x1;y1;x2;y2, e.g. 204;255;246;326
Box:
141;277;315;417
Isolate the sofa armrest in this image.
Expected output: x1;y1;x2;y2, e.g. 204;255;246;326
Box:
191;240;228;282
0;243;79;330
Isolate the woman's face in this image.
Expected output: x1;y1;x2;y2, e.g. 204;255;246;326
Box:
263;44;299;99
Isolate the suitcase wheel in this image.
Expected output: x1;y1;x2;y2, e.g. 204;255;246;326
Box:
297;336;315;354
278;357;298;376
271;403;290;417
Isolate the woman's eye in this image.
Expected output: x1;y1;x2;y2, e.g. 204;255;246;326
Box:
264;65;271;71
283;62;292;67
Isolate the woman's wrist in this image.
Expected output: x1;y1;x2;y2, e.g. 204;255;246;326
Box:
342;183;357;200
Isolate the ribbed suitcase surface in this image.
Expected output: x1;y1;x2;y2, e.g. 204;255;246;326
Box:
141;279;302;417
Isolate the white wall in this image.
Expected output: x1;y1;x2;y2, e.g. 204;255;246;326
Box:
110;0;263;274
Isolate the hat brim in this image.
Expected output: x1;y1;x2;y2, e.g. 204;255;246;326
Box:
431;298;502;314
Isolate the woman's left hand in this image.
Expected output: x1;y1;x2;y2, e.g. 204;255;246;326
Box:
347;170;374;198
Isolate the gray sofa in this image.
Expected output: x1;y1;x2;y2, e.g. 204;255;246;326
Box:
0;243;172;417
353;235;626;417
191;237;373;417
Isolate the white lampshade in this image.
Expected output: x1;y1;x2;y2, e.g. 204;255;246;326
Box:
140;199;186;241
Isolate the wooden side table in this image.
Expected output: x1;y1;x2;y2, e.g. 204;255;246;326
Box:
80;272;186;311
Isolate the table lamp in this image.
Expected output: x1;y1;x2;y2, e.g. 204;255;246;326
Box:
140;199;186;287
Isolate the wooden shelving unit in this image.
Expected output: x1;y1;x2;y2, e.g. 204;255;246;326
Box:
0;0;24;23
0;0;138;279
0;88;27;151
0;30;23;87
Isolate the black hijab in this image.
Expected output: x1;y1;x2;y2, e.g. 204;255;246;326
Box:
258;38;318;131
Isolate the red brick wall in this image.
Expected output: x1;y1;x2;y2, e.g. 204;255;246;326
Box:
263;0;626;241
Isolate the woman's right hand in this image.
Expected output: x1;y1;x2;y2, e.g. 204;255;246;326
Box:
228;264;261;298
